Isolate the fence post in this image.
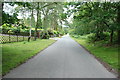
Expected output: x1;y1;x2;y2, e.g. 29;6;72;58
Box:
17;32;18;42
23;33;24;41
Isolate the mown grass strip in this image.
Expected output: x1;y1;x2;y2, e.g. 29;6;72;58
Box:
2;39;55;75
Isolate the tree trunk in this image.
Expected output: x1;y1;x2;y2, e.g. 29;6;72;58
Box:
28;9;33;42
0;3;3;26
118;30;120;45
110;30;114;44
34;2;39;40
28;28;31;42
95;25;100;41
117;4;120;45
34;27;37;40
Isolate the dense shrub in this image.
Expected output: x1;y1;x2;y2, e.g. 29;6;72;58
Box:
59;31;64;36
1;24;30;36
10;27;20;34
47;29;54;37
2;24;11;34
1;24;64;39
53;30;59;37
69;29;76;35
72;35;79;38
47;29;61;37
40;30;50;39
87;32;109;42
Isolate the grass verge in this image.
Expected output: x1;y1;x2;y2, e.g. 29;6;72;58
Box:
2;39;55;75
71;36;118;72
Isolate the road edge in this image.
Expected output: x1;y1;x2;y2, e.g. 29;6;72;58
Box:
72;37;119;78
2;39;58;77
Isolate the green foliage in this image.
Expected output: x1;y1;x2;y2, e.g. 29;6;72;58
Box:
72;34;88;39
53;30;60;37
40;30;50;39
87;33;108;42
2;24;19;34
1;23;63;39
60;13;67;21
40;29;62;39
72;36;119;71
2;2;65;39
69;29;76;35
2;11;19;25
1;23;33;36
1;24;11;33
72;35;79;38
59;30;65;36
68;2;119;44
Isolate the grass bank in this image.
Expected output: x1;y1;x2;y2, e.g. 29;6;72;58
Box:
71;36;118;71
2;39;55;75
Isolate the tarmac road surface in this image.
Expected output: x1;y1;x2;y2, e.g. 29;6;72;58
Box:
4;35;116;78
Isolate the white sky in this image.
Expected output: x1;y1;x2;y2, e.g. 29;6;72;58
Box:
3;3;18;15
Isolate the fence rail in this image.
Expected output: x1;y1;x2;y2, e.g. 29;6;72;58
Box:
0;34;34;43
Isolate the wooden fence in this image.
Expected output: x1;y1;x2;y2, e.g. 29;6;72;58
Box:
0;34;34;43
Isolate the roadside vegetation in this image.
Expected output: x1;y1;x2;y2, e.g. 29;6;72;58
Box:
66;2;120;72
71;34;119;71
1;2;67;76
2;39;55;75
1;2;67;41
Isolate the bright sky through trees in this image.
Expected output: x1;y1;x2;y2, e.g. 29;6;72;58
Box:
3;3;73;27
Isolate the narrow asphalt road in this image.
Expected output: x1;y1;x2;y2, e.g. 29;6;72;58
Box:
4;35;116;78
